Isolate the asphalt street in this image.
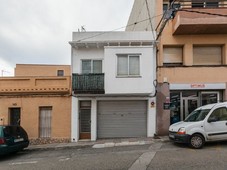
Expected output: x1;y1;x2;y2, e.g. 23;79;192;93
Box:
1;140;227;170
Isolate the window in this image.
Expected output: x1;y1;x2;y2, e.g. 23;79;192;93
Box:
81;60;102;74
193;46;222;65
163;46;183;66
206;2;219;8
117;54;140;76
192;1;219;8
39;107;52;138
57;70;64;76
208;107;227;121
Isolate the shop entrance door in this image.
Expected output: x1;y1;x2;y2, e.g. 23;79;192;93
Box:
181;98;198;120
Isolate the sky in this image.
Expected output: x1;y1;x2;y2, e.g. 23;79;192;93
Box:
0;0;134;76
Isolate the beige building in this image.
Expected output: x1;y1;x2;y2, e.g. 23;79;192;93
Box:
127;0;227;135
0;64;71;143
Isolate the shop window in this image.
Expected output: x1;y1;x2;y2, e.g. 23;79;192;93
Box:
163;46;183;66
193;46;222;65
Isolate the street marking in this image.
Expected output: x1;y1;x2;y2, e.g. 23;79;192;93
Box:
128;142;163;170
128;151;156;170
9;161;38;165
59;158;70;162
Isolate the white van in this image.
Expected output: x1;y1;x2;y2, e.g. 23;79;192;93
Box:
169;102;227;149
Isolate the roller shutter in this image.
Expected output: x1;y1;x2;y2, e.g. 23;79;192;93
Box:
97;100;147;138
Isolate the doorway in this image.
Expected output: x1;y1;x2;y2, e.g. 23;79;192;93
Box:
9;108;21;125
79;101;91;140
181;97;198;120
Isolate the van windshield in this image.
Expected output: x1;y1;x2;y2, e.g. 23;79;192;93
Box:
184;109;210;122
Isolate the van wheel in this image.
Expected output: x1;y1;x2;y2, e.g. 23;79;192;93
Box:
190;134;204;149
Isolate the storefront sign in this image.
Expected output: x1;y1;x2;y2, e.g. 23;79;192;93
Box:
191;84;205;88
163;103;170;110
170;83;226;90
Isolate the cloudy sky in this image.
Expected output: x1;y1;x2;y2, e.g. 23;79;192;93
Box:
0;0;134;76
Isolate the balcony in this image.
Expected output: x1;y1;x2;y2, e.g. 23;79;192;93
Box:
172;1;227;35
72;73;105;94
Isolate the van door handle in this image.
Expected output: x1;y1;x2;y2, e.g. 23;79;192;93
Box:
226;122;227;126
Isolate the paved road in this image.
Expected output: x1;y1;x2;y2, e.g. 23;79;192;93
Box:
1;141;227;170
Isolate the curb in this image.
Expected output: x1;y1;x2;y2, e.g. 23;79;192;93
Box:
26;137;170;151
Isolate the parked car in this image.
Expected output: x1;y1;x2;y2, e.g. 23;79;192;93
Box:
169;102;227;149
0;125;29;155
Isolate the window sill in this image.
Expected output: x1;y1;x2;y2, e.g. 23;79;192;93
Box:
116;75;142;78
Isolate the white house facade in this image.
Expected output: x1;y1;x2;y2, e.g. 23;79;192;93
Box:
69;31;156;142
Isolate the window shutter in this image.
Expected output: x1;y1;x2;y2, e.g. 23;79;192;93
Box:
193;46;222;65
163;47;183;64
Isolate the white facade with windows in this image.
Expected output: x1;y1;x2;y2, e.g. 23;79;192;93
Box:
70;31;156;142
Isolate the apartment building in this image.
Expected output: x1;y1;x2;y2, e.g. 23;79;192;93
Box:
69;31;156;141
0;64;71;143
127;0;227;135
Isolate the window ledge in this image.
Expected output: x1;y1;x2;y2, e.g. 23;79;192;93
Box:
116;75;142;78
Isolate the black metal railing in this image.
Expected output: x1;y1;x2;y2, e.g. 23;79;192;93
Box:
170;0;227;9
72;73;104;94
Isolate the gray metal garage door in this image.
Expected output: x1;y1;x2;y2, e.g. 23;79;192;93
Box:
97;100;147;138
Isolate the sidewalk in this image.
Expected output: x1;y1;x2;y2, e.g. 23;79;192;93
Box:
27;136;169;151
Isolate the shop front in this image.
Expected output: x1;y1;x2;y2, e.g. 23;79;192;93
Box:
169;83;225;124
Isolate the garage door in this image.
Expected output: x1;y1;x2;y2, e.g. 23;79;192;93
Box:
97;101;147;138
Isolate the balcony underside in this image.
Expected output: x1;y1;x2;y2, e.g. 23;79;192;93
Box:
173;9;227;35
174;24;227;35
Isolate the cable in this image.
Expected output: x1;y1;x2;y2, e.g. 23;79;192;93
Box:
74;14;163;43
145;0;156;40
131;0;146;31
179;9;227;17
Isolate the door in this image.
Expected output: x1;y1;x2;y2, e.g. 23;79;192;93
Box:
79;101;91;139
9;108;21;125
39;107;52;138
97;101;147;138
205;107;227;141
181;98;198;120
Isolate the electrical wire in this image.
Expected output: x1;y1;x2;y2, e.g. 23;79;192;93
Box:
179;9;227;17
145;0;156;40
131;0;146;31
74;14;163;43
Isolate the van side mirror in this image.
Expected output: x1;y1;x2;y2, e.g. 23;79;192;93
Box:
208;117;218;123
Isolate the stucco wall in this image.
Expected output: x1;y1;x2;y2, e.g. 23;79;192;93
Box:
0;96;71;139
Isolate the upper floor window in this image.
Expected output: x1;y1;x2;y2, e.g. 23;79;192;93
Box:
117;54;140;76
192;1;219;8
57;70;64;76
193;46;222;65
163;46;183;66
81;60;102;74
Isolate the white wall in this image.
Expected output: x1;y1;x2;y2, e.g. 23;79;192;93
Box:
71;97;79;142
104;46;155;94
72;48;104;73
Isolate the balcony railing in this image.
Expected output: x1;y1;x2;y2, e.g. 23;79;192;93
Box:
72;73;105;94
171;0;227;35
